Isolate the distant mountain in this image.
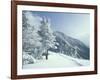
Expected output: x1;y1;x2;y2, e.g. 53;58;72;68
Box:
50;31;90;60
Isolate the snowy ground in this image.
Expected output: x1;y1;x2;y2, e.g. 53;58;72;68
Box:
23;51;90;69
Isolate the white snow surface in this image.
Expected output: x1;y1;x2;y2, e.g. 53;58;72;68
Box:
23;51;90;69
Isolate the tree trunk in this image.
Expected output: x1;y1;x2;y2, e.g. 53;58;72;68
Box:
46;49;48;60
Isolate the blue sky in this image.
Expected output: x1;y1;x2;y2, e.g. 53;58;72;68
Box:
23;10;90;47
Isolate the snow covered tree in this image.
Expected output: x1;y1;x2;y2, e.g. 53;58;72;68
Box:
22;52;36;65
73;46;82;59
38;17;56;60
22;11;42;64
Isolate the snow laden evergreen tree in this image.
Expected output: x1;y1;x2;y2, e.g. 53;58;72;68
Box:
38;17;56;60
22;11;42;64
73;46;82;59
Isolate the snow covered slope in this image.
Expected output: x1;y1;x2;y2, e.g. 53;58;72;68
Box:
51;31;90;59
23;51;89;69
